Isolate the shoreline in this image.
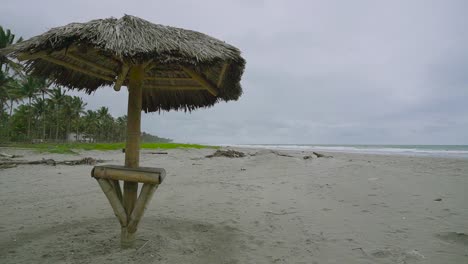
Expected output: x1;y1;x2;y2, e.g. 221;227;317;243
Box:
222;144;468;159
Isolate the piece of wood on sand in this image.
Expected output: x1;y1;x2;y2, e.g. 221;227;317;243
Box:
0;157;104;167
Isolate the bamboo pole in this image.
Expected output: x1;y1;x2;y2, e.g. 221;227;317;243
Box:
144;77;193;81
122;64;144;248
127;183;158;233
18;52;115;82
217;63;228;87
66;53;117;76
114;64;130;91
96;178;127;226
144;85;205;91
112;180;123;203
92;165;164;184
180;66;219;96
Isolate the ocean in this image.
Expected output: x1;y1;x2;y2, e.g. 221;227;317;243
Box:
226;144;468;158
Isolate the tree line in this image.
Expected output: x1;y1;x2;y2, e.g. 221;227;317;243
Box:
0;26;171;143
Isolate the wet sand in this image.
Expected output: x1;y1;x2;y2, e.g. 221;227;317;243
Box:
1;147;467;263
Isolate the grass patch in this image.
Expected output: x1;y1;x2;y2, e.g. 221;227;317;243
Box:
2;142;218;154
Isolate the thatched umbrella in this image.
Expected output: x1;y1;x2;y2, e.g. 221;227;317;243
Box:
1;15;245;248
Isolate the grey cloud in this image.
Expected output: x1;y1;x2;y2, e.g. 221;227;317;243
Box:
1;0;467;144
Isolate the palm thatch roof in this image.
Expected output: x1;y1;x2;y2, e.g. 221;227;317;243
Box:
0;15;246;112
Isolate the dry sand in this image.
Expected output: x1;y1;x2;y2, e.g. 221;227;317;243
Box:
0;147;467;263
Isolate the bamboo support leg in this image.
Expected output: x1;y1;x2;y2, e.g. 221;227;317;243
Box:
112;180;123;203
127;183;158;233
96;179;127;226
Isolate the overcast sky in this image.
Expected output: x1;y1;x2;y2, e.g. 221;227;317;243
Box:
1;0;467;144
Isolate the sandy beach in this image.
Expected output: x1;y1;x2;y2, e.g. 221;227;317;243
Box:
0;147;467;264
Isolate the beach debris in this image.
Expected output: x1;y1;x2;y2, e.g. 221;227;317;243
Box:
0;152;22;159
0;157;104;168
240;168;246;171
370;249;393;258
250;150;293;157
206;149;245;158
147;152;168;155
434;198;443;201
271;151;293;157
61;157;103;165
265;210;296;215
404;249;425;260
352;247;368;256
313;152;333;158
304;152;332;159
0;163;17;169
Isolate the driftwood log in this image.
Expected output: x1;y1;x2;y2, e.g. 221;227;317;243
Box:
249;150;293;157
147;152;168;155
0;152;22;158
206;149;245;158
0;157;104;167
271;151;293;157
313;152;333;158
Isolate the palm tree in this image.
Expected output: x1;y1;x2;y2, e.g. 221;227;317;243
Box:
97;106;113;141
8;104;29;140
0;26;23;74
0;73;21;138
0;71;9;137
116;115;127;142
49;87;66;141
67;96;86;141
19;76;45;139
0;71;14;119
83;110;98;142
32;97;47;140
38;81;53;140
6;81;21;117
5;80;22;138
0;71;10;121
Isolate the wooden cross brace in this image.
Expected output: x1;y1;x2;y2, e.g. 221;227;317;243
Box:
91;165;165;247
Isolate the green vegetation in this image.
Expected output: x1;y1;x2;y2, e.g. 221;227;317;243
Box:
1;26;172;144
3;142;217;154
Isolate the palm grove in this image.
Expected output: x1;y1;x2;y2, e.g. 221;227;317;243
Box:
0;26;170;143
